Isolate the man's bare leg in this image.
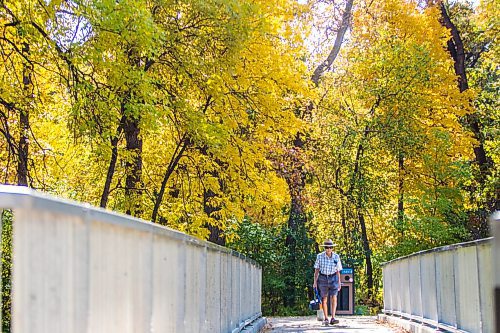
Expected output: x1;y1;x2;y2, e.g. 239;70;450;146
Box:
322;297;329;322
330;295;337;320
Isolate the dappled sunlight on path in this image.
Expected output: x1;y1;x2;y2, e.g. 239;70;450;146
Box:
263;316;407;333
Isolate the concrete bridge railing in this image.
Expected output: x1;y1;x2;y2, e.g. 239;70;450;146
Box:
382;235;496;333
0;185;263;333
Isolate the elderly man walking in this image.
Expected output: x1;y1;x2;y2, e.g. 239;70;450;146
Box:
312;239;342;326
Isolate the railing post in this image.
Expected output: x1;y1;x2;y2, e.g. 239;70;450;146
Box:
491;211;500;333
0;210;3;329
420;252;438;323
409;256;421;319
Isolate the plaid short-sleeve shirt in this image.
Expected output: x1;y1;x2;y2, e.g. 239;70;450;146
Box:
314;252;342;275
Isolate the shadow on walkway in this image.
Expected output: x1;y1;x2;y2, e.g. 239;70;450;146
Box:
262;315;408;333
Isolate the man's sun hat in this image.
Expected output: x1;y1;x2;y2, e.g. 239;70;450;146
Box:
319;239;336;247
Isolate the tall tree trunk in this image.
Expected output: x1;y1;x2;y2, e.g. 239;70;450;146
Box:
439;3;468;92
197;139;225;246
0;102;17;184
207;224;225;246
18;41;31;187
341;202;349;249
438;2;494;232
438;2;492;179
358;209;373;299
350;136;374;300
100;118;124;208
397;153;405;236
438;3;489;172
123;108;143;216
283;133;307;308
203;187;225;246
18;109;29;186
352;142;372;296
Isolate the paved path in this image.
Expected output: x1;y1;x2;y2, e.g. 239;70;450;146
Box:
262;316;407;333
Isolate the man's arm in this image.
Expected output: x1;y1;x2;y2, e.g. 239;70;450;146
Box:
336;255;342;290
313;268;320;288
337;270;341;290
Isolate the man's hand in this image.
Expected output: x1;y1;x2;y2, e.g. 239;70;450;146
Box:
338;283;342;291
313;281;317;289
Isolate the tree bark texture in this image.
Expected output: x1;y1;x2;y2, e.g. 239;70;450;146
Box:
358;210;373;299
18;41;31;187
198;140;226;246
123;110;143;216
397;153;405;229
203;187;225;246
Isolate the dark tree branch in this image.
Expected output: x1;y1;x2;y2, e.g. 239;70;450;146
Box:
311;0;354;86
151;133;190;223
100;115;126;208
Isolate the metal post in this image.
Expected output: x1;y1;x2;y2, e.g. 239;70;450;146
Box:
491;211;500;333
0;209;3;329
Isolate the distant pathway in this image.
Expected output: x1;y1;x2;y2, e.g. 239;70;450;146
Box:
262;316;407;333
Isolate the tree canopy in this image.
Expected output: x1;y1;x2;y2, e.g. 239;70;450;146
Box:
1;0;498;315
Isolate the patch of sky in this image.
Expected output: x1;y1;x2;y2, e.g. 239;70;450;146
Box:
46;2;93;51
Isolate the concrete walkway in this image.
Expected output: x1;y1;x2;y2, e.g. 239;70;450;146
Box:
262;316;408;333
